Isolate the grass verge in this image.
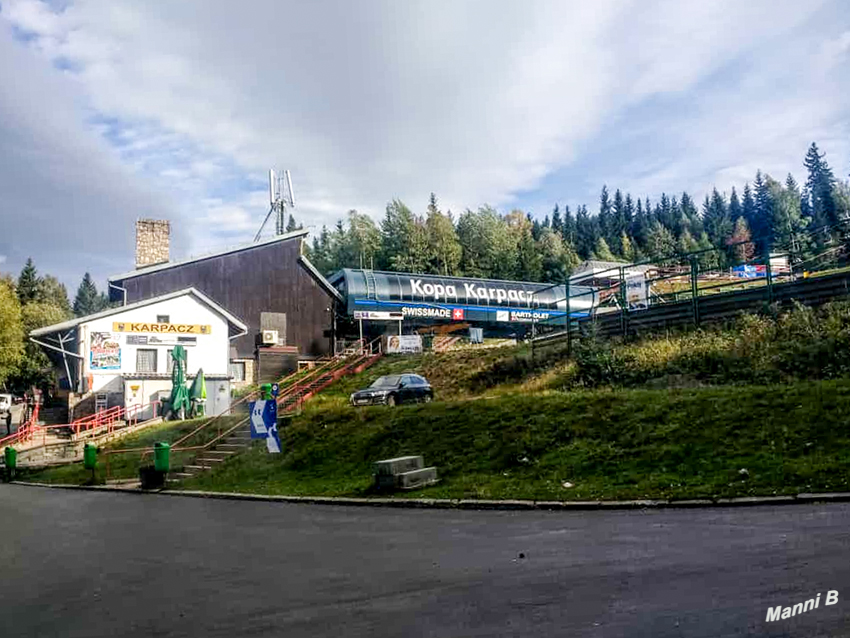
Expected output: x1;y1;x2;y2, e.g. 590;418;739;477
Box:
19;416;244;484
176;378;850;502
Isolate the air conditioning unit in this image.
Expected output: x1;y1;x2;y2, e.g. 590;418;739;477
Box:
262;329;279;345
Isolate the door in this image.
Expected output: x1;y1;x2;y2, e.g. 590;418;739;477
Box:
399;375;417;404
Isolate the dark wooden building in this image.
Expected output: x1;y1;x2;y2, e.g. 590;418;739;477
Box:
108;230;342;379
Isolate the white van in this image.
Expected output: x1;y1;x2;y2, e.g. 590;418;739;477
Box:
0;394;11;414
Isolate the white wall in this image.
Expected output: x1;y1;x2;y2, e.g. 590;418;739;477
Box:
80;294;232;396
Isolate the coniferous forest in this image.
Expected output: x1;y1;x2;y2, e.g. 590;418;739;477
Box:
306;143;850;282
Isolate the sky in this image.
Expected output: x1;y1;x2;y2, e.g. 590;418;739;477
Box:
0;0;848;292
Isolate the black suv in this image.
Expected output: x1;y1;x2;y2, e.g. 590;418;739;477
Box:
350;374;433;407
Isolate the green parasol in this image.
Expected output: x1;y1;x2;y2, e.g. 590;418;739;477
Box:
188;368;207;418
167;345;190;420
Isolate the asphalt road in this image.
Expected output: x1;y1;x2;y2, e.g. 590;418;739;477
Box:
1;486;849;638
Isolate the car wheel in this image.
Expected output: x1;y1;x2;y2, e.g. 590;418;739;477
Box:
423;394;432;403
386;394;396;407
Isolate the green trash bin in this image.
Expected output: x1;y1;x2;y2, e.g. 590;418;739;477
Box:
4;446;17;471
83;443;97;470
153;442;170;473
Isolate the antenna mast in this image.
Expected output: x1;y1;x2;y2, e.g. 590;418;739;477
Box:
255;168;297;242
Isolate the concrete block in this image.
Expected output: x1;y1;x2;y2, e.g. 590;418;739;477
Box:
374;456;423;477
396;467;438;490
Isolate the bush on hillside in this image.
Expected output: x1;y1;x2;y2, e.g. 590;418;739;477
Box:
564;300;850;388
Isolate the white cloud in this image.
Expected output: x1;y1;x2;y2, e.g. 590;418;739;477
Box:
0;0;848;285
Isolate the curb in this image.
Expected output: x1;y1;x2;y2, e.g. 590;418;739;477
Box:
8;481;850;511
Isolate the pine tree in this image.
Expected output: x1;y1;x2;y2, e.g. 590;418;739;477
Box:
753;170;776;251
37;275;72;316
551;204;563;235
531;218;543;241
285;214;302;232
681;192;701;234
624;194;635;233
742;183;756;233
561;205;576;246
677;228;699;255
804;142;838;228
729;187;742;227
73;273;102;317
620;232;636;262
772;174;811;261
425;196;462;275
632;199;649;249
645;222;676;261
515;220;543;281
17;258;41;304
575;205;595;260
381;199;430;272
612;189;627;252
598;186;613;246
726;217;755;264
592;236;616;261
702;189;732;248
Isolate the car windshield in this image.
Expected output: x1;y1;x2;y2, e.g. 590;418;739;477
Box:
370;376;400;388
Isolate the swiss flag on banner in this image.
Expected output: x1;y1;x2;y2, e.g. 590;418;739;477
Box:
452;308;464;320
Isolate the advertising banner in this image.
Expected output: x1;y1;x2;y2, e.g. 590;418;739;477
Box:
90;332;121;370
386;335;423;354
626;275;649;310
249;399;281;453
354;311;404;321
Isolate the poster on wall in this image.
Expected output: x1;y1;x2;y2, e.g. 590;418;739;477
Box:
626;275;650;310
90;332;121;370
386;335;423;354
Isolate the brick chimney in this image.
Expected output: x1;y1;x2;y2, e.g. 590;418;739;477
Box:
135;219;170;269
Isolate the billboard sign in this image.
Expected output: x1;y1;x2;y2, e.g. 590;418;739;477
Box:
249;399;281;454
626;275;649;310
386;335;423;354
354;311;404;321
90;332;121;370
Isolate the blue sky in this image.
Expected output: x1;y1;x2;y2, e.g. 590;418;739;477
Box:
0;0;848;290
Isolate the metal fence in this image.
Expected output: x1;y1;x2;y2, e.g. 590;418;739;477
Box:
532;219;850;350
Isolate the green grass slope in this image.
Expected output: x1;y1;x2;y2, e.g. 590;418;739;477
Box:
182;379;850;501
20;416;243;484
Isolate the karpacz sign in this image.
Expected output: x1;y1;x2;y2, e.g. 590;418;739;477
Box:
113;322;211;335
409;278;535;305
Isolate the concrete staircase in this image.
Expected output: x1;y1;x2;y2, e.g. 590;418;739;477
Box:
166;347;384;484
169;424;254;481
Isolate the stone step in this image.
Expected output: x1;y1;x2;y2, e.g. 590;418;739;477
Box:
217;443;248;449
184;465;208;471
375;466;438;490
169;472;194;479
196;457;225;464
205;449;235;455
374;456;424;477
396;467;438;490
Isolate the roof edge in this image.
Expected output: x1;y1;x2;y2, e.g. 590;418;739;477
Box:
299;255;344;303
109;229;310;283
30;287;247;338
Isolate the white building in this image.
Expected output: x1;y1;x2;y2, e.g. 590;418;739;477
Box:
30;288;247;421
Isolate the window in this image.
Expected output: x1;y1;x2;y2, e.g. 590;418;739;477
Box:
229;361;246;382
157;315;169;324
136;349;157;374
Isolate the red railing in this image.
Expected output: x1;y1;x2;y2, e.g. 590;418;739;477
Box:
0;400;161;450
101;339;385;480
